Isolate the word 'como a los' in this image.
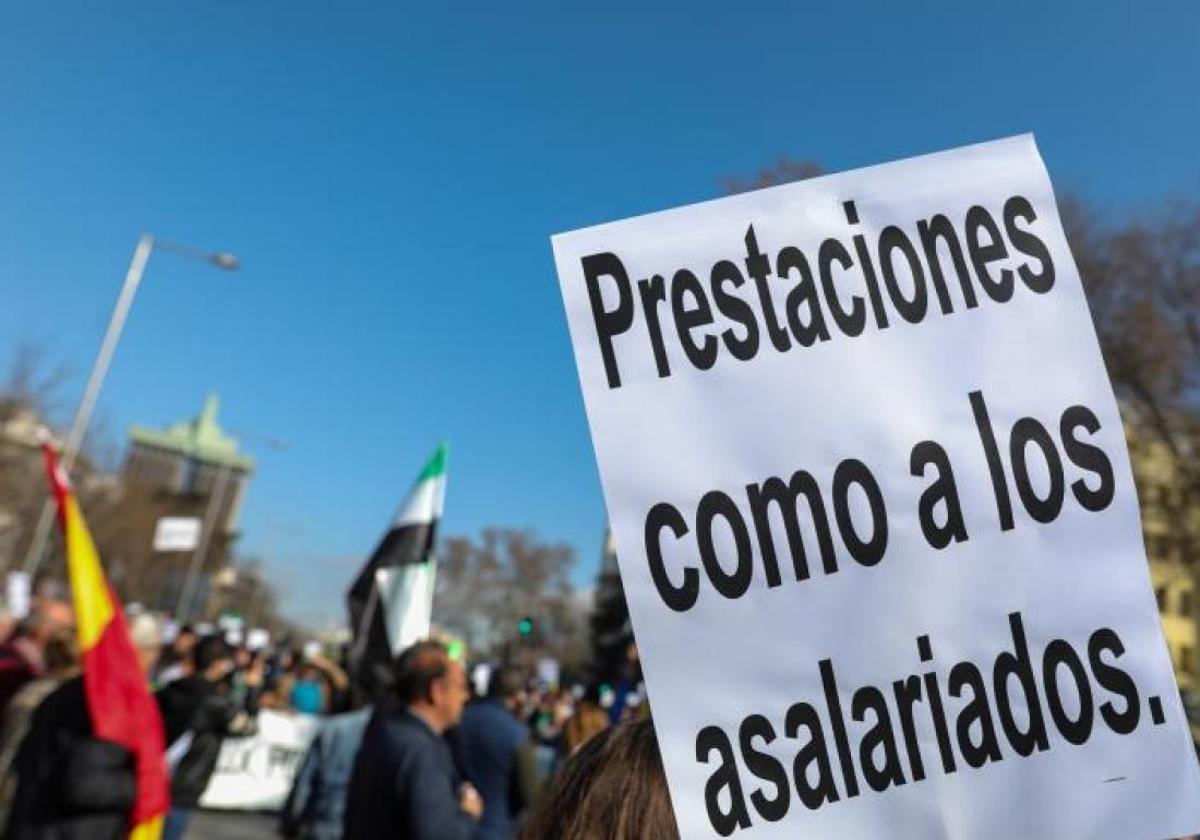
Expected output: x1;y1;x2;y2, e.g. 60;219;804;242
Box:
644;393;1114;613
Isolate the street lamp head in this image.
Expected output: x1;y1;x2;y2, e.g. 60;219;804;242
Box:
210;252;240;271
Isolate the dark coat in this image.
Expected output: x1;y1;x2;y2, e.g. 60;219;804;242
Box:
343;706;476;840
3;677;137;840
454;700;530;840
155;676;236;807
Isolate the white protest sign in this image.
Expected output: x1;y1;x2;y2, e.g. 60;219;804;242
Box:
153;517;201;552
200;710;320;810
552;135;1200;840
246;627;271;651
5;572;30;620
537;656;562;688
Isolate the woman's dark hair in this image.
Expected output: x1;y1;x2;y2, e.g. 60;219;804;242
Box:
518;718;679;840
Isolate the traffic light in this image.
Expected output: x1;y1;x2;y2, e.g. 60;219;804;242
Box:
517;616;535;637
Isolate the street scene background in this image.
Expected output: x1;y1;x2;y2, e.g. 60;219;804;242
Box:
0;2;1195;838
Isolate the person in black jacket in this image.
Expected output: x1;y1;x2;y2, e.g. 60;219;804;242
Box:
155;635;236;840
454;666;540;840
2;614;163;840
343;640;482;840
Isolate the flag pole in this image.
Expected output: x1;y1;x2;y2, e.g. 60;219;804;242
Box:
175;460;235;623
351;582;380;664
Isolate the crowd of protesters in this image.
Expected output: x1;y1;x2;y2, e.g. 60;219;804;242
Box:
0;581;354;840
305;638;670;840
0;582;677;840
14;585;1200;840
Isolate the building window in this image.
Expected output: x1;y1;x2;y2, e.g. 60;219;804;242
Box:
182;458;201;494
1182;646;1195;673
1180;591;1193;618
1156;587;1168;611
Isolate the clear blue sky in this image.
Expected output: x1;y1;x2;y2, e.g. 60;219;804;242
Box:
0;2;1196;628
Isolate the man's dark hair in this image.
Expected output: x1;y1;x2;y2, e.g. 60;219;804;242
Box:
486;665;524;701
392;640;450;705
193;636;231;674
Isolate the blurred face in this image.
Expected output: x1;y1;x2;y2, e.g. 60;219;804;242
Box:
431;659;470;728
36;601;74;644
204;655;235;683
174;632;197;656
136;644;160;677
0;613;16;643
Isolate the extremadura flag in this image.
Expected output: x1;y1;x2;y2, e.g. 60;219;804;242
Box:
347;442;447;688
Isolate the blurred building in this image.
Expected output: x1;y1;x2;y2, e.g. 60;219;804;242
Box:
0;407;43;566
1126;407;1200;692
123;393;255;536
121;395;256;616
0;405;43;454
0;405;117;570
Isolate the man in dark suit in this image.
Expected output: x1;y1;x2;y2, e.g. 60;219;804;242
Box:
344;640;481;840
455;667;539;840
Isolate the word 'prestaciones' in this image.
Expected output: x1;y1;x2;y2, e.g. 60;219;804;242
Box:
584;196;1054;388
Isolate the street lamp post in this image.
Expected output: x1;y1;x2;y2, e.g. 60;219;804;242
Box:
174;461;235;624
22;233;238;576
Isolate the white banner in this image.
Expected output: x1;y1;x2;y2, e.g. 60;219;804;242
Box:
552;135;1200;839
153;517;202;552
200;710;319;811
5;572;30;620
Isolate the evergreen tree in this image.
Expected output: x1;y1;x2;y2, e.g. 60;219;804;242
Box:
590;528;632;683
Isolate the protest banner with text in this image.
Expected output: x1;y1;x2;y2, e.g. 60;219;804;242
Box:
552;135;1200;839
200;710;319;811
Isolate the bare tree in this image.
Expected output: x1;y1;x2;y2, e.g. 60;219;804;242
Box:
1065;198;1200;459
722;156;824;195
0;342;72;424
433;528;587;667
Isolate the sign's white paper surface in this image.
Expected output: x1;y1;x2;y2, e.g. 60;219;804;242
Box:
200;710;319;811
552;135;1200;839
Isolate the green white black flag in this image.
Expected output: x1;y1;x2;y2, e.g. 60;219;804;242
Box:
347;443;447;684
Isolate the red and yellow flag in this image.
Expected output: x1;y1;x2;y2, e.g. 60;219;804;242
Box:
43;443;169;840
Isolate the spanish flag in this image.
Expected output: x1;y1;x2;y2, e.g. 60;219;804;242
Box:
43;442;170;840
